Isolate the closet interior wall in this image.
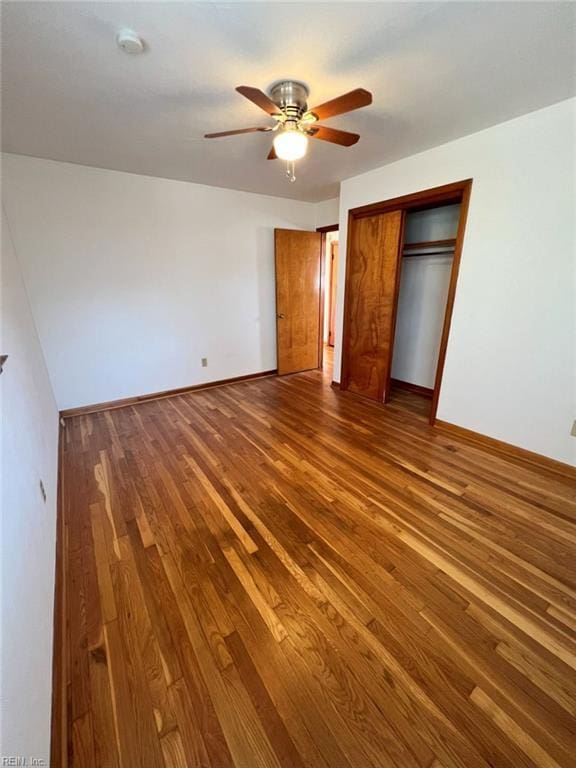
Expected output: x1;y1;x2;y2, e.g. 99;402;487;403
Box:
391;204;461;392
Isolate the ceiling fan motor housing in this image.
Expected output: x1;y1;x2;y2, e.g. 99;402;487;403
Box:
269;81;310;123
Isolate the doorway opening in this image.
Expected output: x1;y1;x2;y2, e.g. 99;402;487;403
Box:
317;223;339;381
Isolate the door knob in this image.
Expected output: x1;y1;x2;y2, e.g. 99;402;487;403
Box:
277;313;285;319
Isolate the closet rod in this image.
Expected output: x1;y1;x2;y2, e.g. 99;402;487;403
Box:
402;249;455;257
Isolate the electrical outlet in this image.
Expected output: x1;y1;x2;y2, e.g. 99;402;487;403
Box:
571;420;576;437
39;479;47;503
201;357;208;367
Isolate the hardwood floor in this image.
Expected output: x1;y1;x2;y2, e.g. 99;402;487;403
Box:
58;366;576;767
388;385;431;418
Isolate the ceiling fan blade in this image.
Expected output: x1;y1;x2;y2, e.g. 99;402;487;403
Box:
204;127;272;138
308;125;360;146
304;88;372;122
236;86;281;116
267;146;278;160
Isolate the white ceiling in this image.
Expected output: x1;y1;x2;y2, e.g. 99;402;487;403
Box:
2;2;575;202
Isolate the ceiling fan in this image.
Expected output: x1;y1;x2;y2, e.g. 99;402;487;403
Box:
204;81;372;182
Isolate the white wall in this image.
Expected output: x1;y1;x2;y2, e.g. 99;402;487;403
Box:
391;205;460;389
315;197;339;229
336;98;575;465
314;197;340;345
1;208;59;762
2;155;318;410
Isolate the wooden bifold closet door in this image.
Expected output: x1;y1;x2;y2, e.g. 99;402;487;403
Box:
341;210;404;401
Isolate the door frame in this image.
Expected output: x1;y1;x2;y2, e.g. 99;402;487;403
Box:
316;223;339;370
340;179;473;424
327;240;338;348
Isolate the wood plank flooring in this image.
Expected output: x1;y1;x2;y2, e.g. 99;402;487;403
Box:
59;364;576;767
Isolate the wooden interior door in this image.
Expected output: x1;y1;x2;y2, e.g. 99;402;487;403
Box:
328;241;338;347
275;228;322;375
341;210;404;400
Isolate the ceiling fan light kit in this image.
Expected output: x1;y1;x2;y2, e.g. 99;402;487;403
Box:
273;129;308;160
205;80;372;183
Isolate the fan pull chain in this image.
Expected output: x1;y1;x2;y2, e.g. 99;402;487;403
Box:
285;160;296;183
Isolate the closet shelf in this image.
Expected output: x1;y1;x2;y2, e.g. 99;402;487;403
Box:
402;237;456;258
403;238;456;250
403;249;455;257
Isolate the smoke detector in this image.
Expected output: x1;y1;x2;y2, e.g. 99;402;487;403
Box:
117;30;145;55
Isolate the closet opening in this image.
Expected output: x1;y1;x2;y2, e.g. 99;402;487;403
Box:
389;202;461;420
340;179;472;424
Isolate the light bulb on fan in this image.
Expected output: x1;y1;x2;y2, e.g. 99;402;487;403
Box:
273;128;308;161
